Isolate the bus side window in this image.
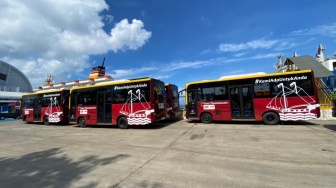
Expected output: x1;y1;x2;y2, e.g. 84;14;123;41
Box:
42;98;47;107
33;99;39;107
77;95;83;106
113;90;126;104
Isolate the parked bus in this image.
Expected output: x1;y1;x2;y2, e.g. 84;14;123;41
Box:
165;83;180;119
0;104;19;120
69;77;167;129
21;89;70;125
185;70;320;125
332;93;336;117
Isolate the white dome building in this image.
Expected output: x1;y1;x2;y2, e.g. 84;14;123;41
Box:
0;60;32;104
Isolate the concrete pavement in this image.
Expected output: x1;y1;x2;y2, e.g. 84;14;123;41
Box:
0;119;335;188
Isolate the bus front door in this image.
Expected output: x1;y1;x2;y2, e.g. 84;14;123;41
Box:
69;95;76;124
97;92;112;124
229;85;254;119
33;98;41;121
187;89;198;118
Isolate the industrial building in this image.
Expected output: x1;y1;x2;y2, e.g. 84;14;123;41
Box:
0;60;32;116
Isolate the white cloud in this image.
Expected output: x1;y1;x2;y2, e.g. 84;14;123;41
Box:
101;52;279;83
107;66;174;82
233;52;246;57
289;23;336;36
218;39;279;52
219;53;279;63
249;53;279;59
163;60;216;71
108;19;152;51
103;59;219;80
220;70;244;77
109;67;157;79
152;74;173;80
200;49;211;55
0;0;151;88
105;15;114;23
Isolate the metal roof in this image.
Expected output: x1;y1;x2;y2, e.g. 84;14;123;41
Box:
0;60;33;92
0;91;27;100
285;55;335;77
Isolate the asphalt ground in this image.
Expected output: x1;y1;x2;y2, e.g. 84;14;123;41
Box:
0;118;335;188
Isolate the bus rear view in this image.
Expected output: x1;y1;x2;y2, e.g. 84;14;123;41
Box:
165;83;180;119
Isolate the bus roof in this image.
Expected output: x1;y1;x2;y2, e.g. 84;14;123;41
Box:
70;77;155;91
185;69;313;86
219;72;266;79
165;83;177;86
21;89;68;97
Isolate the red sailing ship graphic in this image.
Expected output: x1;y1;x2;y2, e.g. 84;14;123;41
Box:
119;89;154;125
266;82;320;121
45;96;63;123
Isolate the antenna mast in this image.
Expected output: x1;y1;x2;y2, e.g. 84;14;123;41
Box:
102;57;105;67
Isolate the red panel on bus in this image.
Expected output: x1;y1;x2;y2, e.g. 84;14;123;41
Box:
76;106;98;124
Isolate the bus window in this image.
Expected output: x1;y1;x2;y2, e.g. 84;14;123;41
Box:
197;82;228;101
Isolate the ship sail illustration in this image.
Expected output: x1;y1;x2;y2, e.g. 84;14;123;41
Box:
45;97;63;123
266;82;320;121
120;89;154;125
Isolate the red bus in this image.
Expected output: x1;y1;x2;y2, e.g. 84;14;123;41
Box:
185;70;320;125
165;83;180;118
69;77;167;129
21;89;70;125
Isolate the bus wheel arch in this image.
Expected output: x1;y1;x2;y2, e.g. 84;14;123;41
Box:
200;112;213;124
24;116;29;124
262;111;279;125
43;116;50;126
78;117;86;128
117;116;128;129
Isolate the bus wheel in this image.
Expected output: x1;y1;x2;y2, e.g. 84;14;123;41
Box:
79;118;86;128
262;112;279;125
44;117;50;125
24;117;29;124
118;117;128;129
201;113;213;124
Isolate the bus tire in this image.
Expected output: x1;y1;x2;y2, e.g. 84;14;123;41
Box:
79;117;86;128
201;113;213;124
44;117;50;125
262;112;279;125
118;117;128;129
24;117;29;124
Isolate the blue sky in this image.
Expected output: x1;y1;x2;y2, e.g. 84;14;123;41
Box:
1;0;336;91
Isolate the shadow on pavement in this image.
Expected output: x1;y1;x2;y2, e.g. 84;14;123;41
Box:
72;117;183;130
187;120;319;126
133;116;183;129
0;148;129;187
323;124;336;131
